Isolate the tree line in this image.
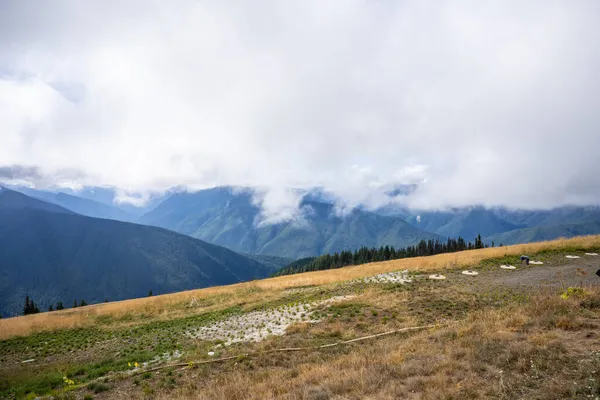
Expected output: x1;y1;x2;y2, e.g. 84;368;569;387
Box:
274;234;495;276
21;289;155;316
23;297;88;315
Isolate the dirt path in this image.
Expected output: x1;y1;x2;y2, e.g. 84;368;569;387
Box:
448;256;600;292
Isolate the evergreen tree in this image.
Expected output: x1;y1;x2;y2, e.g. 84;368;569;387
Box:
56;301;64;310
23;295;31;315
148;289;153;297
273;232;488;277
80;299;87;307
73;300;78;308
23;296;31;315
48;304;54;312
23;295;40;315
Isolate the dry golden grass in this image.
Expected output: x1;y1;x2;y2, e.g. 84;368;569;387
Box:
2;235;599;340
142;288;599;400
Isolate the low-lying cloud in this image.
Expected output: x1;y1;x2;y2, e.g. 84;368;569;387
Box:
1;1;600;222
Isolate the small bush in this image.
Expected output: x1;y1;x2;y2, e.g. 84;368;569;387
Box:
560;287;588;300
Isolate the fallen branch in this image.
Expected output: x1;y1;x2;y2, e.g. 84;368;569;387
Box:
127;323;437;378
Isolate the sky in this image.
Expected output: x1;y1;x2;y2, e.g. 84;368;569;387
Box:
1;0;600;221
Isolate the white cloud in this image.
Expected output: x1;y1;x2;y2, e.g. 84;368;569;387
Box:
1;0;600;218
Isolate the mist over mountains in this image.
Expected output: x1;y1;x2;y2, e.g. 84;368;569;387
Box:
3;183;600;316
10;184;600;251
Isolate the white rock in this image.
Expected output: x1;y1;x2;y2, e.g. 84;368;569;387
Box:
461;270;478;276
361;270;412;284
186;295;354;346
500;265;516;270
428;274;446;280
585;252;598;256
208;351;215;357
565;255;580;259
529;261;544;265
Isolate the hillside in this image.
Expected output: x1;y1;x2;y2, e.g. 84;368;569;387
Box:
0;190;272;316
406;207;523;240
241;254;293;272
493;205;600;227
0;187;73;214
485;220;600;245
405;206;600;245
12;187;137;222
1;236;599;399
139;187;442;258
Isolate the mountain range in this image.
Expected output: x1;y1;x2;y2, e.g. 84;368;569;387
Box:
0;188;272;317
3;183;600;316
10;184;600;252
138;187;442;259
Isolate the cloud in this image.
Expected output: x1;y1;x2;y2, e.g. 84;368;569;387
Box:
1;0;600;219
251;187;308;226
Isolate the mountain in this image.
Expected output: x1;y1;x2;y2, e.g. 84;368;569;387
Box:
492;206;600;227
139;187;442;259
406;207;523;240
0;187;73;214
484;220;600;245
0;189;271;317
242;254;294;272
12;187;137;222
62;186;168;216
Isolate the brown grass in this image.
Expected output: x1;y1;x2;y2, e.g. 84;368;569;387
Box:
2;235;599;340
98;287;599;400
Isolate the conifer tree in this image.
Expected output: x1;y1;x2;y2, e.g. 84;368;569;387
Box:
23;296;40;315
23;295;31;315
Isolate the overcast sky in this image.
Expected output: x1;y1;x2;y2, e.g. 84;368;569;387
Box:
1;1;600;220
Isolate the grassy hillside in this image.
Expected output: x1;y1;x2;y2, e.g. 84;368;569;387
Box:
0;190;273;317
140;187;441;258
1;235;599;399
